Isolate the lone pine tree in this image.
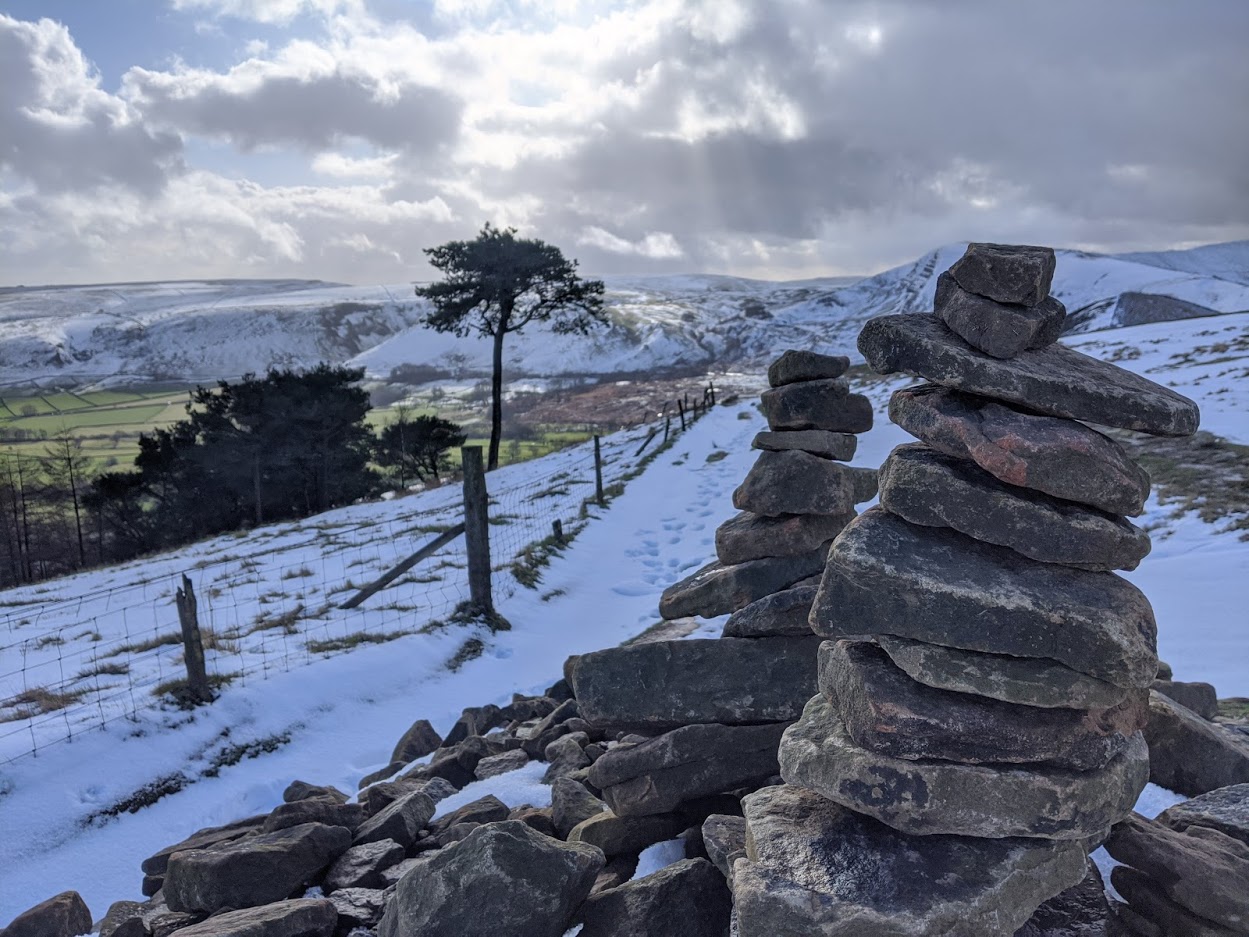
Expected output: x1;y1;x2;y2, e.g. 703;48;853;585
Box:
416;223;606;470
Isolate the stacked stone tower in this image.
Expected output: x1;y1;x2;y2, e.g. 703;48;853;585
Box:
733;243;1201;935
659;349;876;630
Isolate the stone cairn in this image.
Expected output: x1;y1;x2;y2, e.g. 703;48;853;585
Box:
733;243;1203;936
656;347;877;634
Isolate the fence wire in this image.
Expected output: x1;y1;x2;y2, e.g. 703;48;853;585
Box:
0;386;716;764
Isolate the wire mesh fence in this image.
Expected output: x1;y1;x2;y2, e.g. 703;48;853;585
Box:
0;383;718;764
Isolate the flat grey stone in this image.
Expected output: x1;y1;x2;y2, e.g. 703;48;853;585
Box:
890;384;1152;518
732;449;856;517
261;799;364;834
813;508;1158;689
877;443;1151;571
164;822;352;913
733;784;1086;937
722;583;817;638
169;899;337;937
767;349;850;386
588;722;789;817
1142;691;1249;796
859;314;1200;437
327;888;387;932
760;378;849;430
578;858;732;937
877;635;1130;710
822;639;1147;771
1105;812;1249;932
377;821;603;937
568;810;688;858
390;718;443;763
1013;860;1117;937
659;546;828;619
1152;679;1219;720
323;838;405;891
475;748;530;780
890;383;1150;516
569;637;819;732
1;891;94;937
1158;783;1249;848
752;429;857;461
701;814;747;883
353;788;436;848
778;695;1148;839
715;510;851;566
948;242;1057;307
935;270;1066;358
1111;866;1240;937
551;777;608;838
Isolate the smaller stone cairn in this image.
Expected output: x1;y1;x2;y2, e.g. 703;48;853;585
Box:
733;243;1203;936
656;347;877;631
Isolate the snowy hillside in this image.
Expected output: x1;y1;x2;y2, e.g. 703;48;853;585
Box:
2;242;1247;390
0;314;1246;922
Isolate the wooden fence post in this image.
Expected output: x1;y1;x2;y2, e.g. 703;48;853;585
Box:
594;436;605;506
663;415;670;443
677;399;687;430
175;575;212;704
461;446;493;615
552;519;564;544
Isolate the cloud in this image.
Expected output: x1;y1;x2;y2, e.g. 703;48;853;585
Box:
579;226;683;259
2;0;1248;284
124;55;462;155
0;15;182;196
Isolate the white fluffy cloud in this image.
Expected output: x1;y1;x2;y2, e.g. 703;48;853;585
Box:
2;1;1248;286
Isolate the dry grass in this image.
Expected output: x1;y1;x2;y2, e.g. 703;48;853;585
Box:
1;686;88;723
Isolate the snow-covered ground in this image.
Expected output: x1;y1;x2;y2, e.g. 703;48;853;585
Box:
1;315;1247;925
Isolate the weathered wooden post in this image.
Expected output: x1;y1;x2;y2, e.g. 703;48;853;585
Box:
594;436;605;506
677;399;687;430
552;518;564;544
461;446;493;615
175;575;212;704
663;415;671;443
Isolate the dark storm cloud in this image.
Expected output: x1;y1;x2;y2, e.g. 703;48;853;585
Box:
0;16;182;196
126;66;463;155
499;0;1249;270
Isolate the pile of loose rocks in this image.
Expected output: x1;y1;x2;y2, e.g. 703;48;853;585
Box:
1104;783;1249;936
658;347;877;632
732;243;1202;936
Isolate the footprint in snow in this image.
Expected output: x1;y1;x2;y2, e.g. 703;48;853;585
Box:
612;581;657;597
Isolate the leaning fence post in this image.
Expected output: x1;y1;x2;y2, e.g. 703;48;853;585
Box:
175;575;212;704
594;436;605;506
663;415;671;443
677;399;687;430
461;446;493;615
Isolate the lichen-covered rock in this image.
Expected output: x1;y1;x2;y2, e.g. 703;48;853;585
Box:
859;314;1200;437
814;508;1158;689
1110;866;1240;937
733;785;1086;937
352;788;436;848
376;821;603;937
778;695;1148;840
551;777;609;838
701;814;747;884
877;443;1150;571
1013;860;1116;937
1158;783;1249;848
323;838;406;892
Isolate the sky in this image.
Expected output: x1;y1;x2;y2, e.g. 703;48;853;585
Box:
1;1;1247;287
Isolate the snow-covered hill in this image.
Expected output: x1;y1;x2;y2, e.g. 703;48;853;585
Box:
3;242;1247;390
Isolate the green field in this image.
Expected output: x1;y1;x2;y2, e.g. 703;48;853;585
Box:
0;386;597;476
